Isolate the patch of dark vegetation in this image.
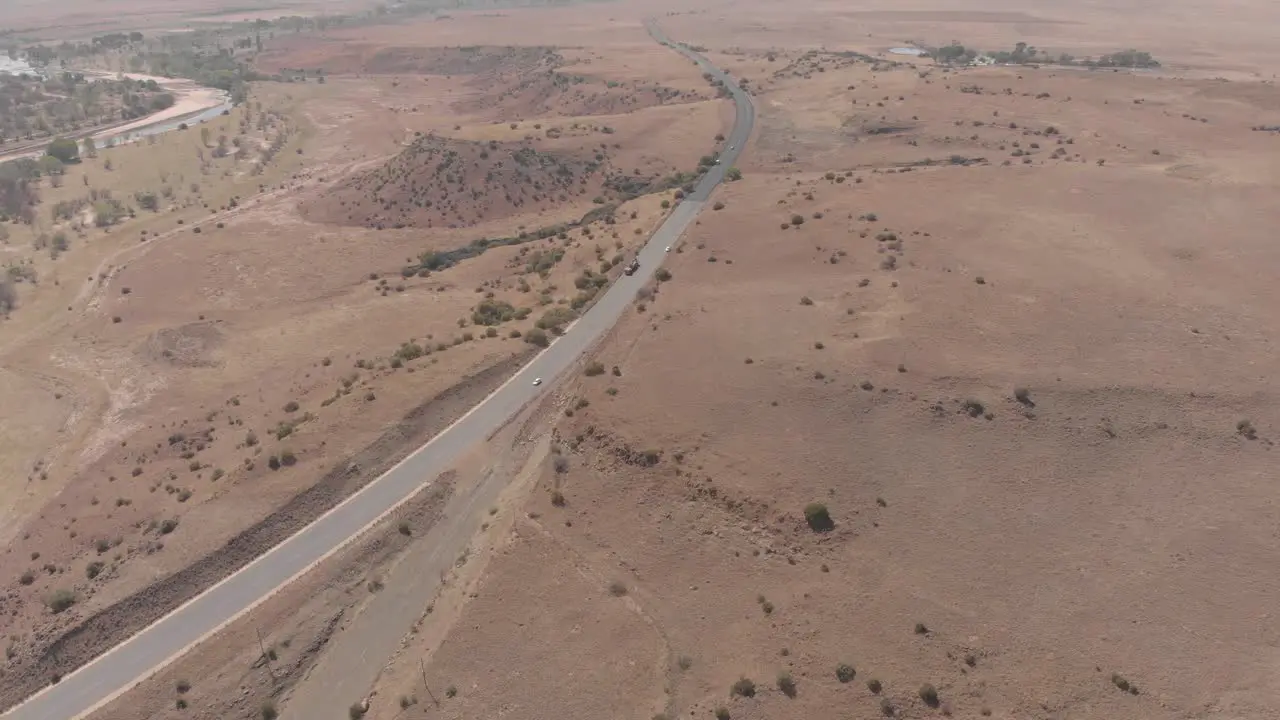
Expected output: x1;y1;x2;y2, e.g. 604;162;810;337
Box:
400;203;620;276
804;502;834;532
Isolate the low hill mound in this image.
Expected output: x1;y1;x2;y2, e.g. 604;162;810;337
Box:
300;135;610;229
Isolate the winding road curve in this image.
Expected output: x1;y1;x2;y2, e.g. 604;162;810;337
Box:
3;21;754;720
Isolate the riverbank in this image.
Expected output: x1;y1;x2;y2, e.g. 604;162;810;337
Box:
0;73;231;163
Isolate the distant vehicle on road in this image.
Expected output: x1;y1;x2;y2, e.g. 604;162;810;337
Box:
624;259;641;276
664;246;671;253
532;378;542;386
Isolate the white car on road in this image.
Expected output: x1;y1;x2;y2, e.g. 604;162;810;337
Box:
532;378;542;386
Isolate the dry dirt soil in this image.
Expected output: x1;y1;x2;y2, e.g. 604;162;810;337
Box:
0;0;728;712
315;3;1280;720
6;0;1280;719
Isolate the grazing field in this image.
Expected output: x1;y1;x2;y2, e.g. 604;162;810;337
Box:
2;0;1280;719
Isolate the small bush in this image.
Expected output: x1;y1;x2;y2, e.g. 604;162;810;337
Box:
349;703;366;719
551;490;567;507
177;679;191;694
1014;387;1032;405
961;399;985;418
919;684;939;708
655;268;672;282
160;518;179;535
730;677;756;698
804;503;834;532
678;655;693;671
713;201;725;210
867;678;882;694
283;401;299;413
584;361;606;376
790;214;805;226
398;521;411;536
1237;419;1257;440
525;327;550;348
46;589;78;614
608;581;628;596
19;570;35;585
715;708;730;720
914;622;929;635
176;698;188;709
1111;673;1130;692
777;672;797;698
553;455;570;474
280;450;297;467
261;702;279;720
86;561;104;580
880;698;894;716
836;663;856;683
445;685;458;698
799;296;814;306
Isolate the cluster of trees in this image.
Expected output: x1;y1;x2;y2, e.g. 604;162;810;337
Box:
0;73;176;145
23;32;145;66
931;41;1158;69
0;159;41;223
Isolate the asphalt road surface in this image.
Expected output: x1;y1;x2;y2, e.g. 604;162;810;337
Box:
3;22;754;720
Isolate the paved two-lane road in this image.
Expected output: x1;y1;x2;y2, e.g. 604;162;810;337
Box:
4;22;753;720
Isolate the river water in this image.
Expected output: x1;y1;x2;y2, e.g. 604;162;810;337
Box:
101;93;234;147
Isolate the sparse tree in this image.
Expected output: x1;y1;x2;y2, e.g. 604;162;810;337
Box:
45;138;79;164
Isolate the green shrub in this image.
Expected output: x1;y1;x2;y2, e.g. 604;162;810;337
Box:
919;684;939;708
730;677;756;698
777;672;797;698
525;328;550;347
585;361;606;376
804;503;834;532
867;678;882;694
836;663;856;683
45;589;77;614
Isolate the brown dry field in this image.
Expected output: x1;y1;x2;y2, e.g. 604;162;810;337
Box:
0;0;725;711
2;0;1280;719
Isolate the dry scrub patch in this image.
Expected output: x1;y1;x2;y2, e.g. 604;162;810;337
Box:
356;18;1280;717
87;479;454;720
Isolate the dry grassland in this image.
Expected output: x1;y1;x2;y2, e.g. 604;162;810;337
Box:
3;0;1280;719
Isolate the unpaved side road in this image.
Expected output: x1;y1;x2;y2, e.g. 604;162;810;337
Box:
281;415;552;719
